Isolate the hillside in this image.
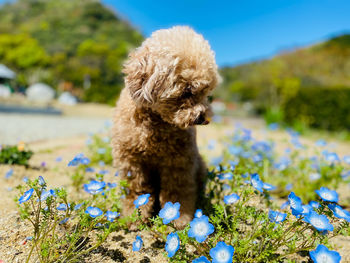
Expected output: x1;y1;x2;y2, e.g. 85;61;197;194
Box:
217;34;350;104
0;0;143;104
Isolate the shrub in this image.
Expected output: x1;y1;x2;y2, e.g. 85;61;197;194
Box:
0;144;33;166
283;87;350;131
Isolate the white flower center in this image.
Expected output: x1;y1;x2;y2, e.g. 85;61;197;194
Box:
216;249;229;262
138;196;147;204
316;253;332;263
91;209;99;216
322;192;332;200
168;237;178;250
165;207;177;219
276;214;284;222
194;222;208;235
310;217;325;228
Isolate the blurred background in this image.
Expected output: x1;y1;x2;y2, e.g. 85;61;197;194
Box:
0;0;350;143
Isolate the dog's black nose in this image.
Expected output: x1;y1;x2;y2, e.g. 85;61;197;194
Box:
194;113;208;125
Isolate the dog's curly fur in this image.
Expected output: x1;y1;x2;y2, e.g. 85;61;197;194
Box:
111;26;219;227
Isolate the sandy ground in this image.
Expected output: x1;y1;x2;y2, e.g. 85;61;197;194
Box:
0;106;350;262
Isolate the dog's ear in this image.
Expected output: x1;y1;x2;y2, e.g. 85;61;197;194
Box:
123;48;178;105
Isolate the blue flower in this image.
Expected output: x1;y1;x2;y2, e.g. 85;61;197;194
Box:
309;244;341;263
105;211;120;222
301;204;312;215
67;153;84;166
23;176;29;183
344;155;350;165
210;241;234;263
74;203;83;210
133;194;150;209
55;156;62;162
224;194;240;205
315;139;327;147
114;171;119;177
192;256;211;263
5;168;13;179
309;201;320;209
107;182;117;188
98;169;109;175
132;235;143;252
324;152;340;163
85;167;95;173
262;182;276;191
304;211;333;232
83;180;106;195
57;203;68;211
309;172;321;181
19;188;34;204
159;202;180;224
316;187;339;203
97;148;106;154
80;157;90;165
218;172;233;180
165;232;180;258
85;207;103;218
188;215;214;243
288;192;303;216
98;161;105;167
268;210;287;224
59;218;69;224
38;176;46;186
38;189;55;201
195;209;203;218
328;203;350;222
250;173;263;192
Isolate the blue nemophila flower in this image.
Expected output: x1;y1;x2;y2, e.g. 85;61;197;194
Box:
83;180;106;195
218;172;233;180
38;176;45;186
105;211;120;222
222;184;231;191
132;235;143;252
98;160;105;167
23;176;29;183
5;168;13;179
309;172;321;181
57;203;68;211
224;194;240;205
328;203;350;222
85;167;95;173
195;209;203;218
97;148;106;154
268;210;287;224
114;171;119;177
309;201;320;209
98;169;109;175
344;155;350;165
85;206;103;218
288;192;303;215
38;189;55;201
59;218;69;224
165;232;180;258
55;156;62;162
250;173;263;192
19;188;34;204
301;204;312;215
67;153;84;166
304;211;334;232
316;187;339;203
103;136;110;143
324;152;340;163
315;139;327;147
159;202;180;224
309;244;341;263
80;157;90;165
268;123;279;130
107;182;117;188
210;241;234;263
192;256;210;263
262;182;276;191
188;215;214;243
133;194;150;208
74;203;83;210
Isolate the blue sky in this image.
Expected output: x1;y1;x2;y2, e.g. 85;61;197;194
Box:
102;0;350;66
1;0;349;66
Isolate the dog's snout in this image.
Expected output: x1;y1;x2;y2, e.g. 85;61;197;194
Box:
194;113;209;125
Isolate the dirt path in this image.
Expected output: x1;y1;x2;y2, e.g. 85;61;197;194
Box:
1;116;350;262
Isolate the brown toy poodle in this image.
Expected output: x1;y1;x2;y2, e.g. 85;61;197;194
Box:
111;26;219;227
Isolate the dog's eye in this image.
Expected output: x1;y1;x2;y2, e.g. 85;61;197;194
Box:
181;87;193;99
207;95;214;103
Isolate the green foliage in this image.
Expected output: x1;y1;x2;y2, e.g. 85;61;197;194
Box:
0;0;143;103
283;87;350;131
0;144;33;166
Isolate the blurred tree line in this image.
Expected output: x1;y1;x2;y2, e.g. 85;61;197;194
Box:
0;0;143;104
216;34;350;131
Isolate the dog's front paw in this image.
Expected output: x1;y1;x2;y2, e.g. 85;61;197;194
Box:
173;214;192;229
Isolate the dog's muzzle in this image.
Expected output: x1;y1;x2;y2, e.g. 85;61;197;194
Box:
193;113;209;125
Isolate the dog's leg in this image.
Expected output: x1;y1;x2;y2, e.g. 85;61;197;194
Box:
158;165;197;228
120;164;155;221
